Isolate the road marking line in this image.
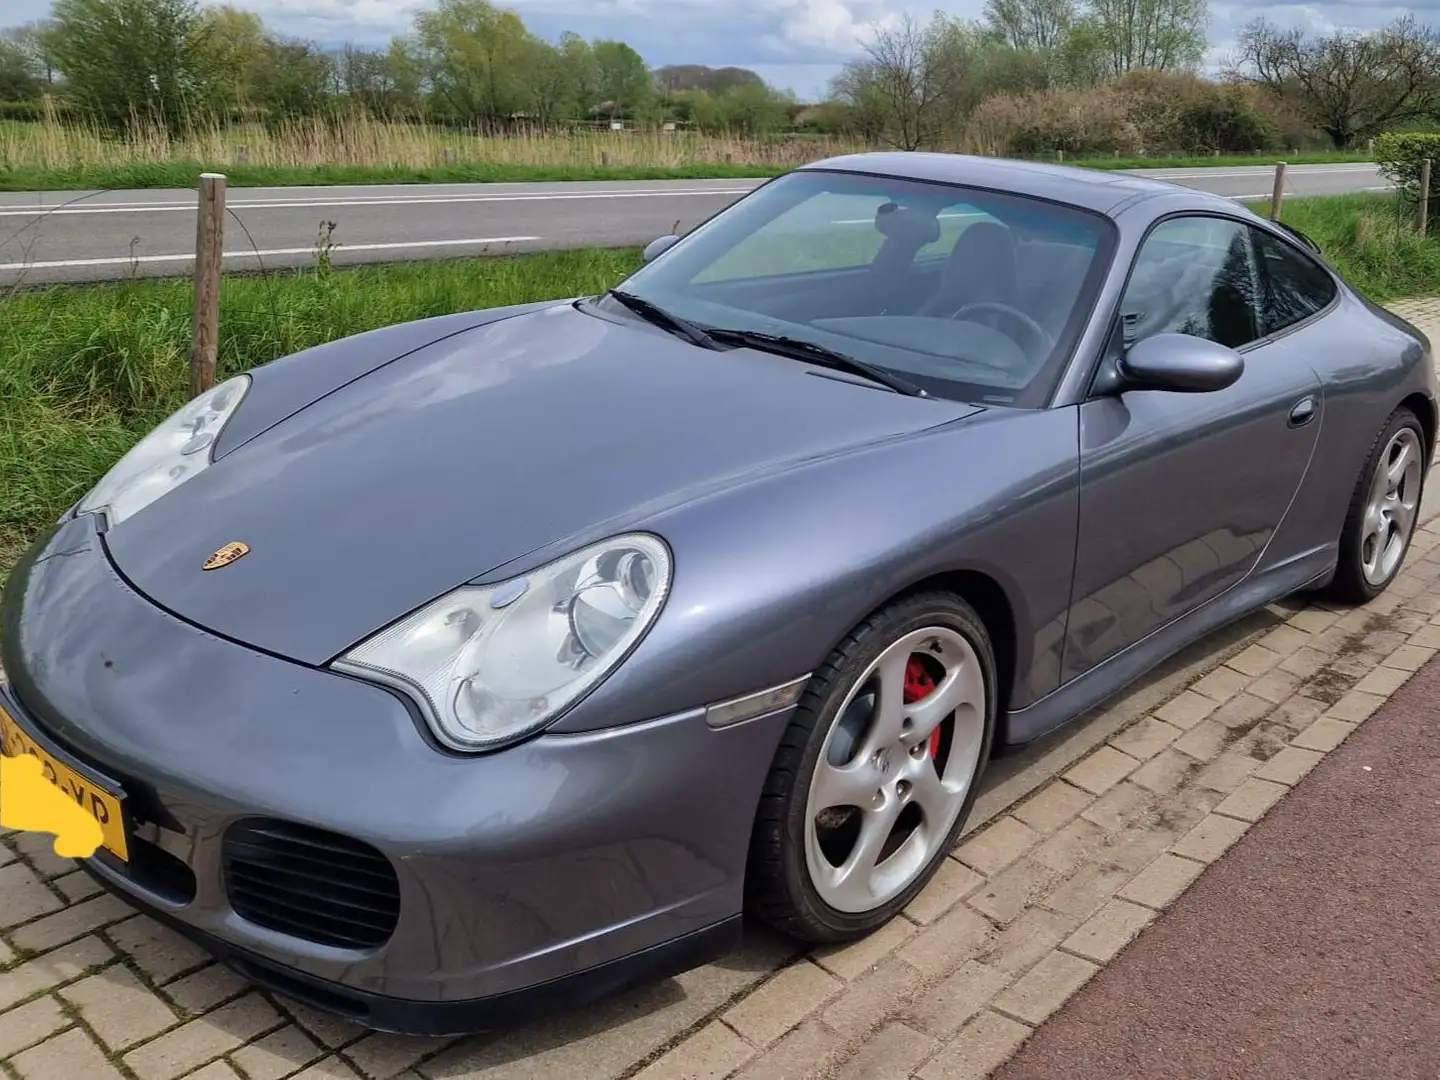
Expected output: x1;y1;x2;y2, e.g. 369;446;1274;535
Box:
0;187;758;217
0;235;539;271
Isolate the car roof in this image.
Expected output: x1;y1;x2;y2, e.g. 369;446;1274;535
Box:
797;152;1242;217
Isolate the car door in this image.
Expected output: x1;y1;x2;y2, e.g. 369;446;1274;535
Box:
1060;213;1323;683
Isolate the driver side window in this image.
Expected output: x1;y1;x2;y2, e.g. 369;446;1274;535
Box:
1121;217;1264;351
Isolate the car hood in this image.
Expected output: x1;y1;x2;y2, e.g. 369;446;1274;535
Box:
105;302;981;666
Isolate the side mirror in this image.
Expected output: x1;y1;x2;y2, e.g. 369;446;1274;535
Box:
642;235;681;263
1119;332;1244;394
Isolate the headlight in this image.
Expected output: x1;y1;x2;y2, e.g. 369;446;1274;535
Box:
333;533;672;751
78;375;251;527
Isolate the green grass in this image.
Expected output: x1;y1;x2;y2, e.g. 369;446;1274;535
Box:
0;150;1374;192
1;190;1433;591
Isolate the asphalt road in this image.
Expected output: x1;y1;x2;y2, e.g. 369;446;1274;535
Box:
0;162;1392;286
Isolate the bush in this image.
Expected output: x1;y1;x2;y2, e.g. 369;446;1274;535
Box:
1375;132;1440;224
967;86;1143;158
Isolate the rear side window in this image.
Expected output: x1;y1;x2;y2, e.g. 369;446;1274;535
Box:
1251;227;1337;335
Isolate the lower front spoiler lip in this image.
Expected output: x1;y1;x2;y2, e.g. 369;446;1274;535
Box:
79;859;743;1038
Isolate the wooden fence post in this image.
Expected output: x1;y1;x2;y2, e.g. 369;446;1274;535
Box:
1269;161;1287;221
191;173;225;398
1418;159;1432;236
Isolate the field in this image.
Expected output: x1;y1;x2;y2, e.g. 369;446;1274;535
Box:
2;193;1435;592
0;116;1375;191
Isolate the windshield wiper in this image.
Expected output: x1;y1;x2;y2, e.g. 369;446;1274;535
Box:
705;328;929;397
606;290;719;350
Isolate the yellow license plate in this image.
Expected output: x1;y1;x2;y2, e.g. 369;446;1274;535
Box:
0;702;129;862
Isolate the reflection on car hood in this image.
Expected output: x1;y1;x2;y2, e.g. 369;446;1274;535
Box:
104;302;982;665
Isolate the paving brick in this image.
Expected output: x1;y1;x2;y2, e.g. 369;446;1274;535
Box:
122;993;280;1080
291;1058;363;1080
1226;643;1284;677
12;1028;124;1080
833;1022;938;1080
1108;717;1183;762
975;906;1081;976
1381;643;1436;671
821;956;926;1040
1129;748;1199;795
1010;781;1094;835
181;1062;244;1080
991;950;1098;1025
1061;898;1157;963
1193;749;1261;794
1031;817;1108;875
0;938;13;967
1118;853;1206;910
723;961;841;1047
904;859;985;925
10;833;76;881
1153;690;1217;730
1213;777;1291;822
105;917;210;984
0;936;114;1012
1211;692;1272;731
1191;664;1250;703
50;870;103;904
906;961;1012;1040
1268;694;1328;734
814;915;915;981
1081;781;1154;832
953;816;1039;876
162;964;250;1016
60;964;178;1051
632;1021;754;1080
11;893;133;954
276;1003;367;1050
1278;646;1330;679
1172;719;1230;763
898;899;994;976
1256;623;1312;655
228;1025;326;1080
917;1011;1032;1080
1323;689;1387;725
1408;625;1440;649
1169;813;1253;863
729;1020;840;1080
1293;716;1359;752
0;863;63;930
1062;746;1140;796
1287;607;1339;634
967;857;1056;927
1246;667;1306;705
1352;665;1412;696
0;994;69;1059
1255;746;1326;786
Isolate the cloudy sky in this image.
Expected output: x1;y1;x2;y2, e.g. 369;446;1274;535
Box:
0;0;1423;100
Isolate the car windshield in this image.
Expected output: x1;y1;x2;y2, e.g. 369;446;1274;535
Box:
600;168;1115;407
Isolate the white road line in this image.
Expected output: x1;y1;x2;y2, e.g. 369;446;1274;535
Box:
1136;164;1381;179
0;235;539;272
0;187;757;217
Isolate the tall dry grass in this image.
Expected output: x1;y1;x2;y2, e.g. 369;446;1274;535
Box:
0;108;867;173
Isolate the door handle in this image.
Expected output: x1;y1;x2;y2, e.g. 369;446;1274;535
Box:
1288;396;1317;428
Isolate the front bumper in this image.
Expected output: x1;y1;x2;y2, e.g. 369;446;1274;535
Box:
0;515;790;1034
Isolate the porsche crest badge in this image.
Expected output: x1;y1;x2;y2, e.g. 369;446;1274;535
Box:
202;542;250;571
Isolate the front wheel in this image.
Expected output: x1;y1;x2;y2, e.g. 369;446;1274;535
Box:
745;592;997;944
1326;406;1427;604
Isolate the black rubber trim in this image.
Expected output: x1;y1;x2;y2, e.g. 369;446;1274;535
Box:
77;861;741;1037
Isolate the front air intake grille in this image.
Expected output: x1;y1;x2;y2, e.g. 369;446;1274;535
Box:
222;818;400;951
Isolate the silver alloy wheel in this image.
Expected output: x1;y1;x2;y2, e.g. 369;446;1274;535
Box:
802;626;987;914
1361;427;1423;586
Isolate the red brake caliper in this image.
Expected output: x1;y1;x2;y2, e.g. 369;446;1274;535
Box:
902;657;943;759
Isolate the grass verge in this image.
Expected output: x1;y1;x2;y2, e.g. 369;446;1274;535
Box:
1;192;1432;591
0;151;1374;192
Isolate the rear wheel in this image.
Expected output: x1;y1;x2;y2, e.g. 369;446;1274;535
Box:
745;592;997;944
1326;407;1426;604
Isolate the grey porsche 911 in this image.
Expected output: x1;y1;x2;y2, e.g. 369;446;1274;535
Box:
1;152;1433;1035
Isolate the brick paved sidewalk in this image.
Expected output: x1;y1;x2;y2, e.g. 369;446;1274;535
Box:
1;300;1438;1080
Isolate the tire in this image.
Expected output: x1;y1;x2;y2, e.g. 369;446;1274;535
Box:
1325;406;1428;604
745;591;998;944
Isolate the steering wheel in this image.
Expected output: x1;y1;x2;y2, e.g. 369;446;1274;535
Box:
949;301;1053;361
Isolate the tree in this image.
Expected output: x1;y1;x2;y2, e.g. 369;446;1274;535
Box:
1232;16;1440;149
4;23;58;87
832;13;971;150
43;0;220;131
413;0;540;124
1086;0;1208;76
196;5;266;115
593;39;652;121
984;0;1076;53
0;37;43;103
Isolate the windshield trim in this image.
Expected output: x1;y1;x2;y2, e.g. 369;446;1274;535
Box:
608;168;1121;411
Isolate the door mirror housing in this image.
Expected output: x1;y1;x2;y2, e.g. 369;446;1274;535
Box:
642;234;681;263
1115;332;1245;394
